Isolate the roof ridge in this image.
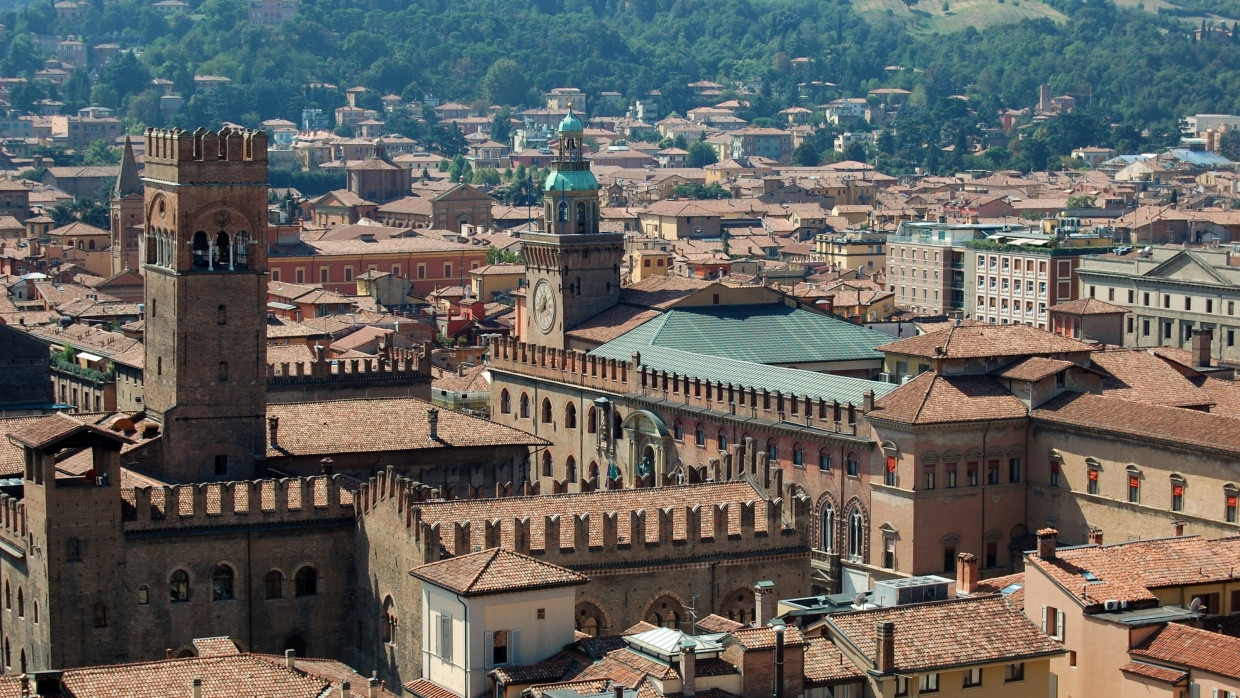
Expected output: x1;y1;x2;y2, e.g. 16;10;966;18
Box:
467;547;502;591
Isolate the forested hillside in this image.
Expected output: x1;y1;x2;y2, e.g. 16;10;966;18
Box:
3;0;1240;166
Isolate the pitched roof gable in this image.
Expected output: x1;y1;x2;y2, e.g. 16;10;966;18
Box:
410;548;586;596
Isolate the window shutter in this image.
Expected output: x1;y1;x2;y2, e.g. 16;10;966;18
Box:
510;629;521;665
1212;689;1219;698
1189;683;1199;698
1055;609;1065;640
441;614;453;663
483;631;494;668
1041;606;1047;633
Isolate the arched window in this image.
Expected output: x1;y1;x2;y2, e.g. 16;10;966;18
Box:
67;537;81;562
848;509;865;562
170;569;190;602
718;431;728;451
576;201;587;233
211;565;235;601
294;567;318;597
541;451;553;477
1170;474;1186;512
792;443;804;467
673;420;683;441
1127;465;1141;503
588;461;599;482
265;570;283;600
16;588;23;617
19;649;24;673
32;602;37;623
500;389;511;414
819;448;831;471
565;403;577;429
846;452;860;476
519;393;530;419
191;231;209;267
613;413;623;439
695;424;705;447
820;502;835;553
767;438;778;462
541;398;552;423
381;596;397;645
586;407;597;434
5;581;10;610
566;456;577;483
93;603;107;628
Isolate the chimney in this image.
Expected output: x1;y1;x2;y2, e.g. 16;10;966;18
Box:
29;671;64;697
753;580;775;626
268;416;279;448
1036;528;1059;560
320;457;334;475
285;648;296;669
1087;528;1103;545
166;648;173;660
956;552;979;595
875;621;895;674
612;685;626;698
427;408;439;441
367;677;380;698
1174;520;1185;537
313;344;325;362
1191;328;1212;367
679;637;697;697
862;389;875;414
341;681;351;698
191;679;202;698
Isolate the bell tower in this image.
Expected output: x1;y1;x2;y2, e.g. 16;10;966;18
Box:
141;127;269;482
521;109;624;349
109;135;142;275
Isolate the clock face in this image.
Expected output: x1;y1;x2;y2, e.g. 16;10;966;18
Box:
533;280;557;333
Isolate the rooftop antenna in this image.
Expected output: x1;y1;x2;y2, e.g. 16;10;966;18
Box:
687;594;700;634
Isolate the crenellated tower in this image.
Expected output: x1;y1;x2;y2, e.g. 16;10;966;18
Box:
141;127;269;482
521;109;625;349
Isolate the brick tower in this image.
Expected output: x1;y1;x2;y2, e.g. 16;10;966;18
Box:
141;127;269;482
522;108;625;349
109;135;143;274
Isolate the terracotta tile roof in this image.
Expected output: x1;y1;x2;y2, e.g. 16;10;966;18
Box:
525;679;609;698
12;653;335;698
431;364;489;393
1119;661;1188;684
1048;297;1130;315
1027;536;1240;609
995;357;1073;382
622;622;660;636
728;625;807;651
619;276;710;310
414;481;775;554
0;416;49;475
1199;377;1240;418
411;547;587;596
191;637;239;657
488;660;577;685
694;614;744;633
404;677;463;698
1131;623;1240;680
803;636;865;684
265;397;546;458
5;412;127;450
566;305;661;345
575;647;678;685
870;373;1027;425
876;324;1094;360
1032;392;1240;456
827;595;1063;673
973;572;1025;608
1091;349;1214;408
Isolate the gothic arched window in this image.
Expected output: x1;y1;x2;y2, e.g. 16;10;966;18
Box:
191;232;209;268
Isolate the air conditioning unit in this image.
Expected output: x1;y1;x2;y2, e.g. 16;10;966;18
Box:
1103;599;1120;611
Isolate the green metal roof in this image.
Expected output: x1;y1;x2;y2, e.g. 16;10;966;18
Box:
558;109;583;132
591;304;889;366
544;169;599;192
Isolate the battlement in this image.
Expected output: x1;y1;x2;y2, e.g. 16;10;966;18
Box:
0;493;26;552
143;127;267;184
356;439;812;566
121;474;354;533
489;337;874;438
267;346;429;384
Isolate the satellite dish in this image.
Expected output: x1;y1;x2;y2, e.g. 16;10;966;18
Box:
854;593;867;607
1190;597;1204;614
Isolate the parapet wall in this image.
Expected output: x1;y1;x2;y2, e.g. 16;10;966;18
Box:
121;474;354;532
489;337;873;434
144;127;268;184
266;346;429;384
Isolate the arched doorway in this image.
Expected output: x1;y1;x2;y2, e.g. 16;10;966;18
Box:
621;410;674;487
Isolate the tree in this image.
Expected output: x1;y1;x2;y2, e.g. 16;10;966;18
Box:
486;246;522;265
481;58;529;108
686;141;718;168
792;140;821;166
1066;195;1096;209
82;139;119;166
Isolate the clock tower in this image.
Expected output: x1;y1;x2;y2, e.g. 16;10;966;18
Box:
521;108;624;349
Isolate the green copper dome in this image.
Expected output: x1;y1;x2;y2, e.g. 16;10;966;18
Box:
544;169;598;192
558;108;583;133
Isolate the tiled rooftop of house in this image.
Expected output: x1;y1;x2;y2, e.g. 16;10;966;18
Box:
265;397;546;458
727;625;807;651
803;636;865;685
1048;297;1129;315
411;547;587;597
694;614;744;633
1033;392;1240;456
876;323;1094;359
1025;535;1240;608
826;595;1063;673
1090;348;1215;408
5;412;127;450
1119;660;1188;684
1131;622;1240;680
994;357;1074;382
870;373;1027;425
